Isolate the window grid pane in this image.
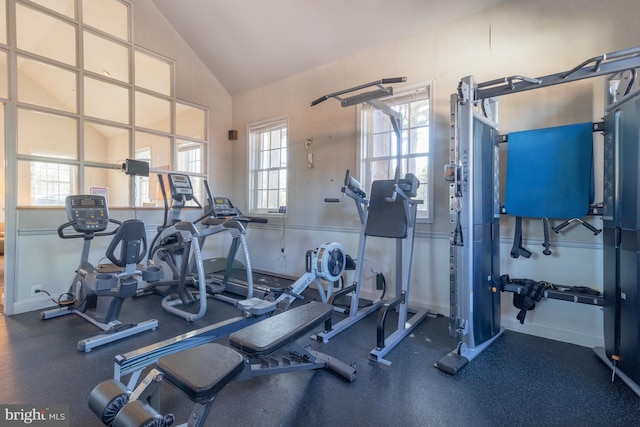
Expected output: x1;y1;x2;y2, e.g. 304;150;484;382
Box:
15;0;208;207
84;30;130;82
135;91;171;132
177;141;204;174
135;50;171;96
84;76;129;123
250;120;287;212
16;3;76;66
18;109;77;159
30;0;75;18
82;0;128;41
362;87;430;218
29;161;75;205
176;102;206;139
18;57;77;113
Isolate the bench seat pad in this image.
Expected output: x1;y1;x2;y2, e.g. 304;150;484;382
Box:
229;302;332;357
157;343;244;403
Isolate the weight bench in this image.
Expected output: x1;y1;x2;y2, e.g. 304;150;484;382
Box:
89;302;356;427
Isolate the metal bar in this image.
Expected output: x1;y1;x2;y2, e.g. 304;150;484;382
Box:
375;293;404;349
114;314;264;384
310;77;406;106
499;120;606;142
340;88;394;107
475;47;640;100
502;282;604;306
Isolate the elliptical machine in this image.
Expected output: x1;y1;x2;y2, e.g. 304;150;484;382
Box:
40;195;159;352
145;173;263;321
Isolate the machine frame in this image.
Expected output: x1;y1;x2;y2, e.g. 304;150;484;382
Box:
438;47;640;388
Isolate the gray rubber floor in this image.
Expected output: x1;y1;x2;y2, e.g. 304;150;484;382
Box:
0;291;637;426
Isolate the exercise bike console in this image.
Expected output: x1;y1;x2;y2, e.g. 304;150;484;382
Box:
66;195;109;231
59;195;120;240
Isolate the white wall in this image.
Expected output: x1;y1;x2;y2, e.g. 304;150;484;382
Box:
230;0;640;348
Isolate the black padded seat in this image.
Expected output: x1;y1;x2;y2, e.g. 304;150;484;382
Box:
229;302;332;357
365;179;407;239
157;343;245;404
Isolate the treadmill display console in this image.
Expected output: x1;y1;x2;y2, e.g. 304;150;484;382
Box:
65;195;109;232
212;197;240;217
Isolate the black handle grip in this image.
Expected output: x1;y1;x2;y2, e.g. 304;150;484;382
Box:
310;77;406;107
310;96;329;107
582;221;602;235
57;220;78;239
247;216;268;224
552;221;570;233
324;198;340;203
57;218;121;239
381;77;407;84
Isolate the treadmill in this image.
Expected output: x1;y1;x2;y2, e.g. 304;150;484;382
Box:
199;197;298;300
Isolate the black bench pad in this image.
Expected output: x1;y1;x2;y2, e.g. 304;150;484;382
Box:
365;179;408;239
157;343;244;403
229;302;332;357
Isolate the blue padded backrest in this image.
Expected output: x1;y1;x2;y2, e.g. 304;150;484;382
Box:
504;122;594;219
365;180;407;239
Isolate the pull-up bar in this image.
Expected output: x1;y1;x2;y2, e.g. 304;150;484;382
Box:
471;46;640;100
311;77;407;183
310;77;406;107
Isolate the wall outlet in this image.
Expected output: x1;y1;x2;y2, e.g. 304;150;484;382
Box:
31;285;42;297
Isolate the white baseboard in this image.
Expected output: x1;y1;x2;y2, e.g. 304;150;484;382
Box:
501;317;604;348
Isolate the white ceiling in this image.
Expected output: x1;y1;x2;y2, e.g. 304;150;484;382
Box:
151;0;511;95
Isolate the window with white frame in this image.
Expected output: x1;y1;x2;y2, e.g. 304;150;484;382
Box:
11;0;208;208
178;141;203;173
360;83;432;220
30;160;74;206
248;118;288;214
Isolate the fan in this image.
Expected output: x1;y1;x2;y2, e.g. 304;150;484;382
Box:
315;242;346;283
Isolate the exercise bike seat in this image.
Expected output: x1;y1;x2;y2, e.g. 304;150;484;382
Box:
157;343;245;404
229;302;332;357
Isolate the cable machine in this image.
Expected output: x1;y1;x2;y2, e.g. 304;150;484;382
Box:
437;47;640;397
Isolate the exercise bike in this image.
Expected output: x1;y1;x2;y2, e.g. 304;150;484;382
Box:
40;195;160;352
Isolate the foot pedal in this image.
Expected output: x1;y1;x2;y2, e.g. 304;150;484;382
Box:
436;352;469;375
237;298;277;316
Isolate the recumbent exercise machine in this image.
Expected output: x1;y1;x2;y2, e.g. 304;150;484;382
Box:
40;195;160;352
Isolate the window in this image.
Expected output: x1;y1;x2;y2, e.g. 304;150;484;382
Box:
360;83;432;220
178;141;204;173
12;0;209;207
248;118;287;214
29;160;74;206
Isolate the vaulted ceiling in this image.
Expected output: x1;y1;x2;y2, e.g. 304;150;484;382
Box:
151;0;511;95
